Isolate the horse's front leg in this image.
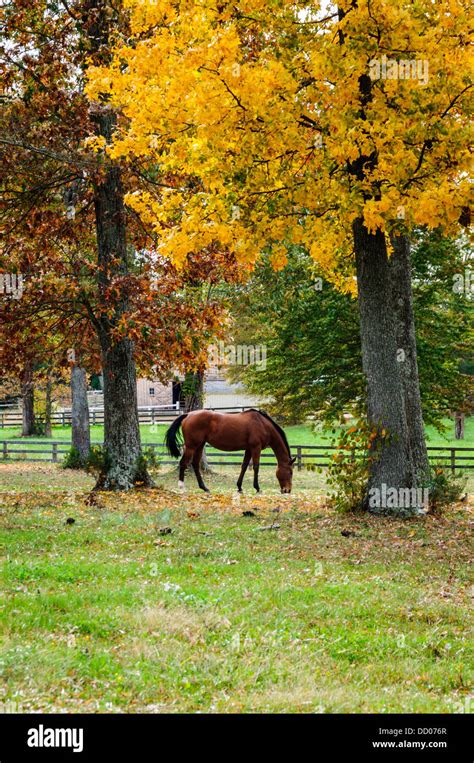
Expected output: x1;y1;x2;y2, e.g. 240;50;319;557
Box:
251;447;261;493
178;446;194;491
192;445;210;493
237;449;252;493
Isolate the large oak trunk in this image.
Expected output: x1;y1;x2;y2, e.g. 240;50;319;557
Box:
97;331;150;489
353;218;416;512
82;1;150;490
92;110;151;490
71;365;90;463
389;234;429;477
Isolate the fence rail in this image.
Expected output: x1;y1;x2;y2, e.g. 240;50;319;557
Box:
1;441;472;472
0;405;261;428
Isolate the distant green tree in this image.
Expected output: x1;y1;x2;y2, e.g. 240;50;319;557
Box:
228;232;472;430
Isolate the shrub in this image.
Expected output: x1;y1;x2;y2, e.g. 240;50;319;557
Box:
30;415;47;437
85;445;111;477
137;446;160;473
327;420;390;512
421;464;466;514
62;446;87;470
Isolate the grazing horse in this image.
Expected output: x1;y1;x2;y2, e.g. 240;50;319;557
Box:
165;409;295;494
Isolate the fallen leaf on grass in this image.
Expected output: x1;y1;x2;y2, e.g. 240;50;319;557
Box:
84;492;101;507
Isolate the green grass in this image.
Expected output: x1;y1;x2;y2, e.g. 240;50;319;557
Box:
0;463;472;713
0;416;472;447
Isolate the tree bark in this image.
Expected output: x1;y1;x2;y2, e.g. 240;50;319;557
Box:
21;363;35;436
83;1;151;490
183;370;204;412
71;365;90;463
92;130;152;489
97;329;151;489
353;218;416;512
345;67;420;513
389;234;429;477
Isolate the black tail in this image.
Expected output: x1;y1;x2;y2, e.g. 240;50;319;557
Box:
165;414;188;459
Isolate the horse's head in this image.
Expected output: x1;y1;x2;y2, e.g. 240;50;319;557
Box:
277;457;296;493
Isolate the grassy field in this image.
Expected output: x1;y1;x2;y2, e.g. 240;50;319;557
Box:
0;416;472;447
0;462;472;714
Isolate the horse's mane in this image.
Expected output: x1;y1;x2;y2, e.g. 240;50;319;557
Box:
251;409;291;458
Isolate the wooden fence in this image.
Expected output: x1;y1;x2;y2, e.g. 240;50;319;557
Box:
0;405;257;429
1;441;472;472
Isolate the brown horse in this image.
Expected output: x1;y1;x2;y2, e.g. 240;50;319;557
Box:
165;409;295;493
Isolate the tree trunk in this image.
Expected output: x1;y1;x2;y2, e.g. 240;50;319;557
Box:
389;234;429;477
353;218;416;513
44;376;53;438
92;110;151;490
71;365;90;463
82;0;151;490
183;369;211;471
454;412;465;440
183;369;205;413
98;331;151;489
21;363;35;436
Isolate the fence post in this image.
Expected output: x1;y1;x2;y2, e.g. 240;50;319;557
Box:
2;442;7;460
296;445;302;471
450;448;456;474
92;411;96;425
52;443;58;463
0;413;3;428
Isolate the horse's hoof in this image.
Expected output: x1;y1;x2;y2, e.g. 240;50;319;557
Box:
178;481;186;493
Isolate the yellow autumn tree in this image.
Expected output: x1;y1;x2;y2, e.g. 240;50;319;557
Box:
86;0;472;512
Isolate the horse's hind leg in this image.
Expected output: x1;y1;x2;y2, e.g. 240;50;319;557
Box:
251;447;261;493
237;449;252;493
192;445;210;493
178;446;194;491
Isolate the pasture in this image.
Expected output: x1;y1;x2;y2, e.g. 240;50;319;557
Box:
0;461;472;714
1;416;473;447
